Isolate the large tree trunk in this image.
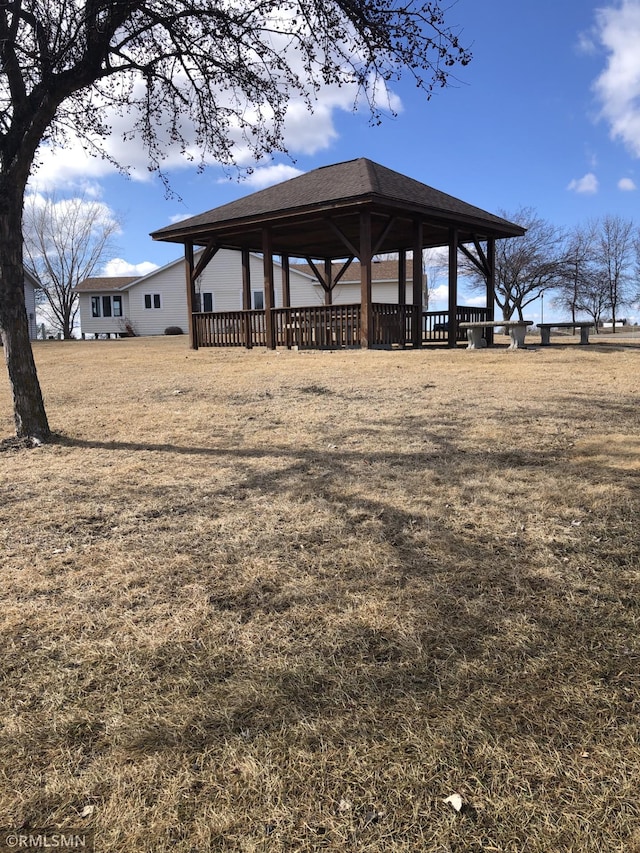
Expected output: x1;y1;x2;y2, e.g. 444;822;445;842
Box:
0;182;51;442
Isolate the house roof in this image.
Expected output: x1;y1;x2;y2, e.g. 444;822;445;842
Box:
150;158;525;257
75;276;139;293
291;258;425;284
24;267;42;289
74;249;312;295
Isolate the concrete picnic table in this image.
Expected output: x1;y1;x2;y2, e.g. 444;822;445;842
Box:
458;319;534;350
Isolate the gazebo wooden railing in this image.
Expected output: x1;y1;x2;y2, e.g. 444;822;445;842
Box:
192;304;490;349
193;309;267;347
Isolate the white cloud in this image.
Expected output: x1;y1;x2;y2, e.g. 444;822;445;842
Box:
593;0;640;157
567;172;599;194
464;294;489;307
429;284;449;304
242;164;304;188
29;149;117;194
577;31;598;55
102;258;159;277
27;85;359;193
169;213;194;224
618;176;637;190
26;34;401;195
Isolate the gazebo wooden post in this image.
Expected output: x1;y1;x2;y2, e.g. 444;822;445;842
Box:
184;240;198;350
398;250;407;305
241;249;251;311
359;211;373;348
486;237;496;346
447;228;459;347
324;259;333;306
412;220;423;348
241;249;253;349
262;227;276;349
281;254;291;308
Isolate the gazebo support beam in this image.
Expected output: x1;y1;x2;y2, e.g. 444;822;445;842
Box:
262;227;275;349
486;237;496;345
281;254;291;307
359;211;373;348
326;219;360;259
192;238;220;283
372;216;397;256
398;250;407;306
185;240;197;350
412;219;423;348
304;256;331;300
241;249;251;311
324;259;333;306
459;243;486;277
447;228;459;348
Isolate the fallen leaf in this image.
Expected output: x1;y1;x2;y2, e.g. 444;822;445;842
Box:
80;805;95;818
443;793;463;812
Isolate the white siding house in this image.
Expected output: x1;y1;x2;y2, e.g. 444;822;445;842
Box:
291;259;427;307
24;269;39;340
76;251;424;337
76;251;319;337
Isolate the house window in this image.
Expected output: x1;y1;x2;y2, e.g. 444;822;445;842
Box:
144;293;161;309
202;292;214;313
252;290;264;310
92;294;122;318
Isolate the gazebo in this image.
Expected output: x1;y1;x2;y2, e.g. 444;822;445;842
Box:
150;158;524;350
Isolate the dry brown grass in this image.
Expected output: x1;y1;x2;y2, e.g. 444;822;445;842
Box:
1;334;639;852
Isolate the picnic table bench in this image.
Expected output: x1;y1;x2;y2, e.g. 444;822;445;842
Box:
537;321;593;345
458;320;534;350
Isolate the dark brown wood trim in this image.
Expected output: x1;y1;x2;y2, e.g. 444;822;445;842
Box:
192;238;220;283
398;250;407;306
262;227;275;349
472;236;490;278
281;254;291;308
334;256;355;286
372;216;397;256
447;228;459;347
305;256;330;291
185;240;197;350
359;211;373;348
326;218;361;259
412;219;423;347
241;249;251;312
486;237;496;345
459;243;486;276
324;259;333;306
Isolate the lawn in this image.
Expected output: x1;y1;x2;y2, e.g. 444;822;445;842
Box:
1;335;639;852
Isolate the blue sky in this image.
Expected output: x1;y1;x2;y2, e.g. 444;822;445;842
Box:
27;0;640;318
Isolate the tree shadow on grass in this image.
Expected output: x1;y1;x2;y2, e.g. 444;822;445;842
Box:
4;406;640;847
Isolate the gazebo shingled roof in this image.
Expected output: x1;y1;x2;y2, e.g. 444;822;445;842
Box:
150;158;524;258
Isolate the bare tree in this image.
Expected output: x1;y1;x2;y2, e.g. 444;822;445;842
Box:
635;229;640;309
573;270;610;331
461;207;566;320
597;214;635;332
23;194;120;339
0;0;470;443
554;220;598;324
423;247;448;309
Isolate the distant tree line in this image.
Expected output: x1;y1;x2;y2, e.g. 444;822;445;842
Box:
461;208;639;330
